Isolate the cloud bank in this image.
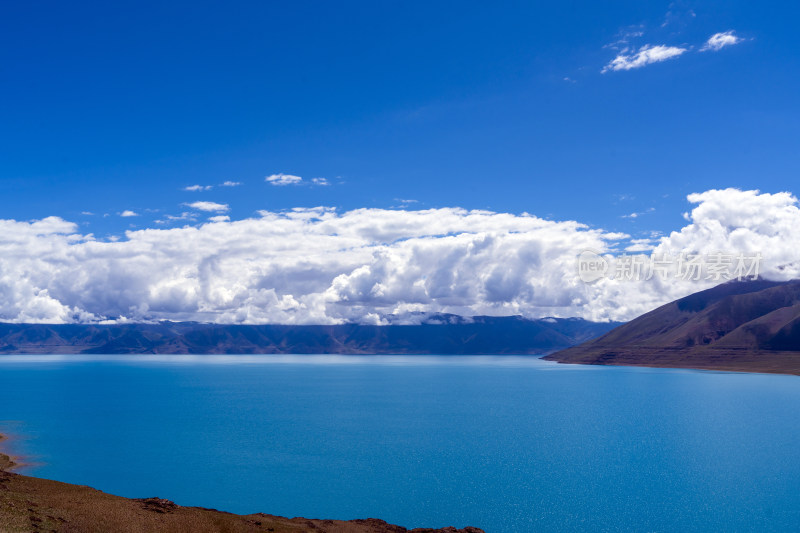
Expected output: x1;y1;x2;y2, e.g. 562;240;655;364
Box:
1;189;798;325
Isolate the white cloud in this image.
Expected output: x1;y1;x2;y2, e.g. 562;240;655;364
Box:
311;177;329;186
155;212;198;225
602;44;688;72
120;210;139;217
622;207;655;219
625;238;657;252
185;201;230;213
208;215;230;222
0;209;625;324
184;185;213;192
700;31;743;52
586;189;800;320
1;189;799;325
266;173;303;186
220;181;241;187
392;198;420;208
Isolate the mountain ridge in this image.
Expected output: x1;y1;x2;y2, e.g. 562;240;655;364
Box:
0;316;619;355
545;279;800;375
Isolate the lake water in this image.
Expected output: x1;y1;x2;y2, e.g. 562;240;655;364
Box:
0;355;798;532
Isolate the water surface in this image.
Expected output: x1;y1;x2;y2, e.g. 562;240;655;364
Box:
0;355;798;532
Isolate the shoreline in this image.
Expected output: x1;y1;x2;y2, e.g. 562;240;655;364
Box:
544;346;800;376
0;432;20;471
0;432;483;533
3;351;798;377
544;357;800;376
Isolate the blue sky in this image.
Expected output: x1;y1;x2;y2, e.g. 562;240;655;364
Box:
3;0;798;241
3;2;800;324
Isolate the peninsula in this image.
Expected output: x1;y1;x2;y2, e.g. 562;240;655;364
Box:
545;279;800;375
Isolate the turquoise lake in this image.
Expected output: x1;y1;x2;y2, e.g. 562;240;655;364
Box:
0;355;798;532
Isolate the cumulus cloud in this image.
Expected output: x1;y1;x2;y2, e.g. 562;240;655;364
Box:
603;44;688;72
311;177;329;186
266;173;303;186
0;208;623;324
583;189;800;320
1;189;799;325
184;185;213;191
120;210;139;217
220;181;241;187
660;189;799;273
700;31;743;52
185;201;230;213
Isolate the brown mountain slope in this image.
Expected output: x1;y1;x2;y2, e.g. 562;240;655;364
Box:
544;279;800;375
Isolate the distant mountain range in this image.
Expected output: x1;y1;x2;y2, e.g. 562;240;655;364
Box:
0;315;620;355
545;279;800;375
